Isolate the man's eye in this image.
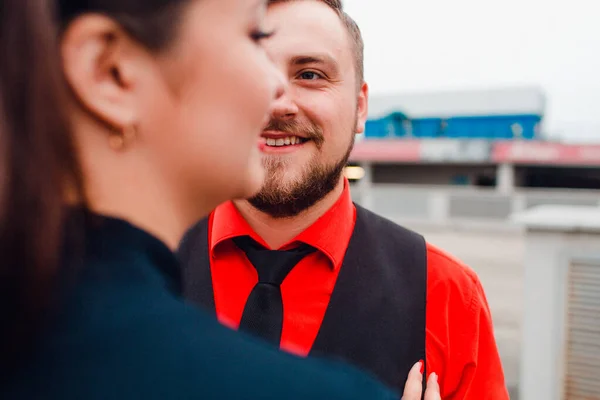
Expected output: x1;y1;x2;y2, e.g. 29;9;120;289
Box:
299;71;322;80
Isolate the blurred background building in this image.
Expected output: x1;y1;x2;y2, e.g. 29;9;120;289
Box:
349;86;600;218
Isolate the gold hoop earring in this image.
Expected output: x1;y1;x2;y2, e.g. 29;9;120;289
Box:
108;125;137;151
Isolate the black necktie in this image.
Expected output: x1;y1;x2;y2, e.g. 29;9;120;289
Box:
232;236;315;346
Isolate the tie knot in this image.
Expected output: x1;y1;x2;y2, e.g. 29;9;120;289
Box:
233;236;315;285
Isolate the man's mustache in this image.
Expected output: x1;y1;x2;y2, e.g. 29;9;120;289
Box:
263;118;324;148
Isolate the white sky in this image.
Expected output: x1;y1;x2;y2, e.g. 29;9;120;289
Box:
343;0;600;142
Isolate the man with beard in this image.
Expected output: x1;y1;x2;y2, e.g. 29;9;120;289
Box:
178;0;509;398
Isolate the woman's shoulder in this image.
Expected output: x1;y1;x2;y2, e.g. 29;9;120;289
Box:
108;294;398;400
5;285;396;400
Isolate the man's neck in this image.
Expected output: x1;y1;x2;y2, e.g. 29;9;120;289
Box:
234;178;345;249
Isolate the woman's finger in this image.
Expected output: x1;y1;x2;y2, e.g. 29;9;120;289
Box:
424;372;441;400
402;361;423;400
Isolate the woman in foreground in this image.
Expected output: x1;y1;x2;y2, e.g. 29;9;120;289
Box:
0;0;439;398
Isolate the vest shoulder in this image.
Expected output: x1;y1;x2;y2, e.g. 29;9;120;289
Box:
355;205;480;290
178;216;210;257
181;216;209;242
354;204;424;240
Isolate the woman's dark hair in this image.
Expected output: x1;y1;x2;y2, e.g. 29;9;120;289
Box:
0;0;189;367
57;0;188;51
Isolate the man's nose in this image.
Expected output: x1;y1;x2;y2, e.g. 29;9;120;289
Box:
270;91;299;120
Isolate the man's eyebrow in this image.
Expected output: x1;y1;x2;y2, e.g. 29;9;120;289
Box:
290;53;340;73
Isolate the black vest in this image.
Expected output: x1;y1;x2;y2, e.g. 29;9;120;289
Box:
178;204;427;394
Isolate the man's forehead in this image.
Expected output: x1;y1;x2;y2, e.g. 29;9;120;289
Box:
265;1;350;64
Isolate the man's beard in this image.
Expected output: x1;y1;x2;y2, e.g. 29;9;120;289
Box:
248;123;355;219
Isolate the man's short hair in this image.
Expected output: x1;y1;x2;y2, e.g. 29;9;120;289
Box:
268;0;365;86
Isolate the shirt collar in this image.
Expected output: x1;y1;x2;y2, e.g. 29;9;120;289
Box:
210;178;356;271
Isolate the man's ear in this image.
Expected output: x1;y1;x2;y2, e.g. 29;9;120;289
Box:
355;81;369;134
60;15;144;130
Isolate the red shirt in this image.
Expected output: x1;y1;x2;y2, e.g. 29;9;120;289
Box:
209;181;509;399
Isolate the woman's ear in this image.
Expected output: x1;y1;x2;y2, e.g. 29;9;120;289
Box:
60;15;145;130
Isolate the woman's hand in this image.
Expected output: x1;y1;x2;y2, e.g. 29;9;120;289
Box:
402;361;440;400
